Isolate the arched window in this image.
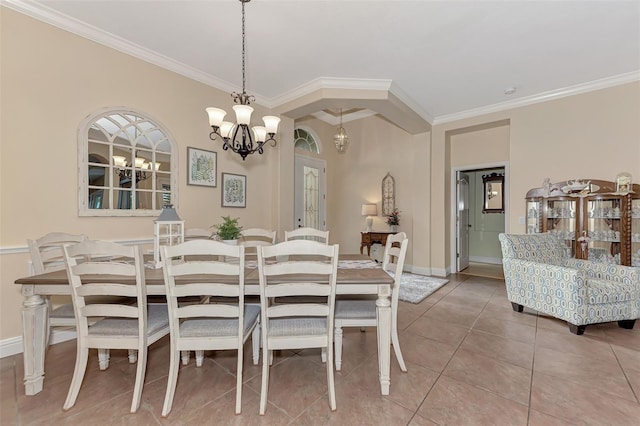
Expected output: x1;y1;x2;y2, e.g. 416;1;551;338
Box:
294;128;319;154
78;108;177;216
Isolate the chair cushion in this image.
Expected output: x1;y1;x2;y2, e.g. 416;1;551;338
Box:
179;305;260;337
51;303;75;319
335;300;376;320
587;279;637;304
268;317;327;337
89;304;169;336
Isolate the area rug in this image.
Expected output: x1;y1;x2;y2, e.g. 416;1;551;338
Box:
396;273;449;304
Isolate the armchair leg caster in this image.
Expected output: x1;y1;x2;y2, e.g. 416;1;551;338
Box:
510;302;524;313
568;323;586;335
617;320;636;330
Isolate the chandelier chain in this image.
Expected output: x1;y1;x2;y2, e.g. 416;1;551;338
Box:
241;0;246;95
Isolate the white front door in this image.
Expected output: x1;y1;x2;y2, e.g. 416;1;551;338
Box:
294;154;326;230
457;171;470;271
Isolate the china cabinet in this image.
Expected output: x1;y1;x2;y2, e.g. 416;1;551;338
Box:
525;179;640;266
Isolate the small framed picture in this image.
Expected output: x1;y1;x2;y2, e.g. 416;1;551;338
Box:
187;147;217;187
221;173;246;208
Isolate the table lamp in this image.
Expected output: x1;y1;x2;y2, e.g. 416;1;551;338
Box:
361;204;377;233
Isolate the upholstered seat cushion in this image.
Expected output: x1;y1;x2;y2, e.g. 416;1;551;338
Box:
89;304;169;336
179;305;260;337
335;300;376;320
51;303;75;319
268;317;327;336
587;279;637;304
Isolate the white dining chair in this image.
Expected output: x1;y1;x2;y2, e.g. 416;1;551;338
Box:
257;240;339;415
334;232;409;372
284;227;329;244
240;228;277;259
27;232;88;346
62;240;170;413
161;240;260;415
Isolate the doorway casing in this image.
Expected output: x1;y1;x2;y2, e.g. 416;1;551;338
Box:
450;161;509;274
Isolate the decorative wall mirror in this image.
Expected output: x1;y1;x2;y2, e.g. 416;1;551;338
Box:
381;172;395;216
79;108;177;216
482;172;504;213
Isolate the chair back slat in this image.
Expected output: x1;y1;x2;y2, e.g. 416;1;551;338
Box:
171;283;240;298
264;282;332;298
268;304;328;318
82;304;139;318
284;227;329;244
75;283;138;298
262;261;333;277
170;261;241;277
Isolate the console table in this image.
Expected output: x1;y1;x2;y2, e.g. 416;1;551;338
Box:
360;231;395;255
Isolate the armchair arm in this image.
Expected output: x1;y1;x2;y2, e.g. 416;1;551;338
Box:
503;258;588;324
565;259;639;285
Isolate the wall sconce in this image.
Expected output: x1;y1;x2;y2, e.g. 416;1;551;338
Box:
361;203;377;233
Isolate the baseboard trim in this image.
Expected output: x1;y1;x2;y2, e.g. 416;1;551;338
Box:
0;329;77;358
430;267;449;278
469;256;502;265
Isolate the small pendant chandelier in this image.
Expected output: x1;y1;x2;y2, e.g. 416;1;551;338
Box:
333;108;349;153
206;0;280;161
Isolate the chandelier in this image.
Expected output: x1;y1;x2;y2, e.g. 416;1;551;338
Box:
206;0;280;161
333;108;349;152
113;154;159;183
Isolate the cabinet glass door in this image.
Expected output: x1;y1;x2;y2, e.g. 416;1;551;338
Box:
546;199;577;257
586;198;622;264
632;198;640;267
526;200;541;234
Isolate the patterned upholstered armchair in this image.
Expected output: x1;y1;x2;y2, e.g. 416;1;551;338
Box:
499;233;639;335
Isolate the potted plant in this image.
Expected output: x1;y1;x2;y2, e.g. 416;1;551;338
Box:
212;215;243;244
386;208;400;232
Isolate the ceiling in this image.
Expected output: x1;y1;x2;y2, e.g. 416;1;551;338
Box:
5;0;640;131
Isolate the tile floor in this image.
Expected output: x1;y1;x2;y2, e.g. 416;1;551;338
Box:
1;273;639;425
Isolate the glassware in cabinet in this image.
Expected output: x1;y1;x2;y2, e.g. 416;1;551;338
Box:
586;197;622;264
545;198;577;257
632;198;640;267
526;200;541;234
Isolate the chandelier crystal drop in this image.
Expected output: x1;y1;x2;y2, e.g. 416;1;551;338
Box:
333;108;349;153
206;0;280;161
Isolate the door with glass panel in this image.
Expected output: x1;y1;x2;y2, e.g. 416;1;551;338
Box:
294;154;326;230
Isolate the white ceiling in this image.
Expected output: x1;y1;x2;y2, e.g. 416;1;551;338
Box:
6;0;640;127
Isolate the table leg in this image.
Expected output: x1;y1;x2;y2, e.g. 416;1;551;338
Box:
375;285;391;395
21;286;48;395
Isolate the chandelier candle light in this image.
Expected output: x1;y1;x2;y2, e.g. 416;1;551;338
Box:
206;0;280;161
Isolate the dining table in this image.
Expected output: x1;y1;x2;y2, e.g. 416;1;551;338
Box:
14;254;395;397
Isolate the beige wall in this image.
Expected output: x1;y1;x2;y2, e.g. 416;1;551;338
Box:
431;82;640;274
0;9;285;340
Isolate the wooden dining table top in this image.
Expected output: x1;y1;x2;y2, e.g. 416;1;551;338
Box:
14;254;393;286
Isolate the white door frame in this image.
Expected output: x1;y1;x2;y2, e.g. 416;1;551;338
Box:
449;161;509;274
294;154;327;230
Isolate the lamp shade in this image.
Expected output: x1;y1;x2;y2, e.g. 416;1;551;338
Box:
361;204;377;216
232;104;254;125
206;107;226;127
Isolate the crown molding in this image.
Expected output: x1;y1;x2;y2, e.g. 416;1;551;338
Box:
311;109;377;125
433;70;640;125
267;77;394;108
1;0;243;97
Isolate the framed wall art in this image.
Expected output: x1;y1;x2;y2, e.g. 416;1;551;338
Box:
187;147;217;187
221;173;246;208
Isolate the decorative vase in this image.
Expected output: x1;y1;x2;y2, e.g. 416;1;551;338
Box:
222;239;238;245
390;225;398;232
